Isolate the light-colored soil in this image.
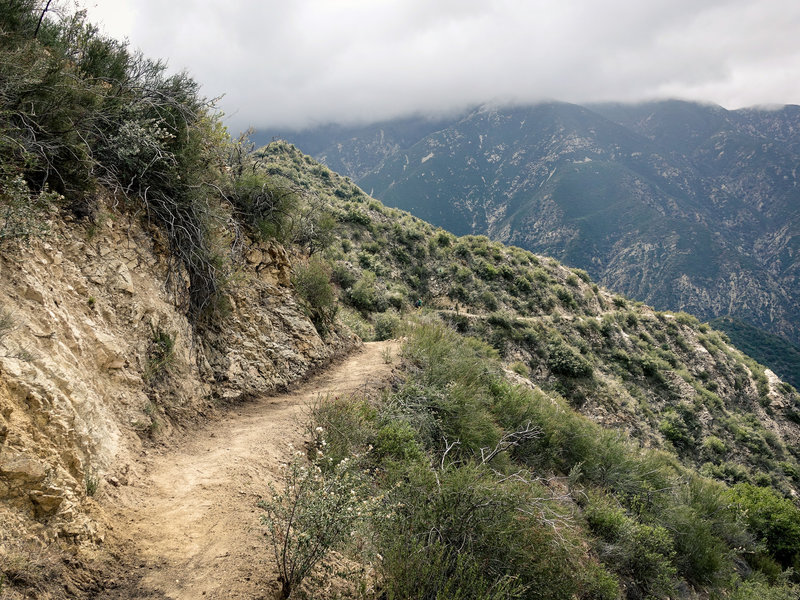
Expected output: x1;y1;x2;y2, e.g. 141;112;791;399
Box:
97;340;399;600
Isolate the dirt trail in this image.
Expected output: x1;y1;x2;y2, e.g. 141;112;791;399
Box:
99;340;398;600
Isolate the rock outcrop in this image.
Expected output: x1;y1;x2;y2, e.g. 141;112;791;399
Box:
0;207;356;548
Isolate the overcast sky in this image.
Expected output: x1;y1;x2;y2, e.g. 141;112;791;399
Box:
84;0;800;133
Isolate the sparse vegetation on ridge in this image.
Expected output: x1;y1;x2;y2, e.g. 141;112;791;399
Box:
255;140;800;597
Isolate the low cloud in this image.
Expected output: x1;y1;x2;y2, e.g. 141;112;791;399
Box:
87;0;800;131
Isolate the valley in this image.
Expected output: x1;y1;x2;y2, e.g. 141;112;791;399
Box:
263;101;800;376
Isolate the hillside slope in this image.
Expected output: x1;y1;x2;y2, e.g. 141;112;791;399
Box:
0;207;355;594
261;141;800;497
265;101;800;351
254;141;800;599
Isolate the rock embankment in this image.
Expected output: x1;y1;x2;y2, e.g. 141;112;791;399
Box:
0;208;356;553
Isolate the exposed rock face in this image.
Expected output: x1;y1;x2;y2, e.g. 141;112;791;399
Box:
0;210;356;545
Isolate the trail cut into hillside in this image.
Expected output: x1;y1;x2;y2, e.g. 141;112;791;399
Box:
97;340;399;600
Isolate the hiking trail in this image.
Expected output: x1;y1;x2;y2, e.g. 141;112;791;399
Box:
97;340;399;599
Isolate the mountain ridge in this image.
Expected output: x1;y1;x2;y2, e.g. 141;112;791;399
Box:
261;100;800;355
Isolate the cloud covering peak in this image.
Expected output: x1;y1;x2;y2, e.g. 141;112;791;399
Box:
87;0;800;131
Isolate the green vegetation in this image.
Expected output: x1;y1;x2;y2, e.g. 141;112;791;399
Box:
278;322;799;599
259;447;371;599
0;3;329;326
258;141;800;497
291;256;337;334
144;327;176;383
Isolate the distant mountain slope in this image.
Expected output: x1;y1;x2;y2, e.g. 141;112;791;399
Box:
710;316;800;389
260;101;800;350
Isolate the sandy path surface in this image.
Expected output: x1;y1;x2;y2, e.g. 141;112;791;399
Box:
99;341;398;600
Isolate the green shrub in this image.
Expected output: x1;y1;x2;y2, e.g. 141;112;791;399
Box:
308;394;375;466
342;207;371;226
728;579;800;600
144;327;176;383
659;411;695;451
702;436;727;457
292;256;337;333
376;462;583;600
479;290;498;311
228;169;298;242
619;524;677;599
434;231;451;247
547;342;593;378
0;175;54;245
374;311;401;341
728;483;800;569
331;263;356;289
374;421;425;463
348;270;386;313
554;285;578;309
585;493;628;541
259;450;370;599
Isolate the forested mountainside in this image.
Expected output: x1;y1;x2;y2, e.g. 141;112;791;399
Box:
2;3;800;599
261;101;800;358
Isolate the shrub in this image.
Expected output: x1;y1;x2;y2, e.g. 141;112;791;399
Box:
374;311;401;341
259;450;370;599
727;483;800;569
547;342;593;378
554;285;577;309
659;411;695;451
376;462;581;600
348;270;386;313
227;168;298;242
144;327;176;383
585;493;677;599
479;290;498;311
0;6;236;322
292;257;337;333
435;231;451;247
0;175;54;245
342;208;371;227
702;436;727;458
374;421;425;463
308;394;375;466
331;263;356;289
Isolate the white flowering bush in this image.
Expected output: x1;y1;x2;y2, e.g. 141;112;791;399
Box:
259;440;372;599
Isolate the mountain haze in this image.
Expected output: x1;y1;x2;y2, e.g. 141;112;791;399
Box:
263;101;800;354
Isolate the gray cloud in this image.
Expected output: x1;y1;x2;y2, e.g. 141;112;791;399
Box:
86;0;800;131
